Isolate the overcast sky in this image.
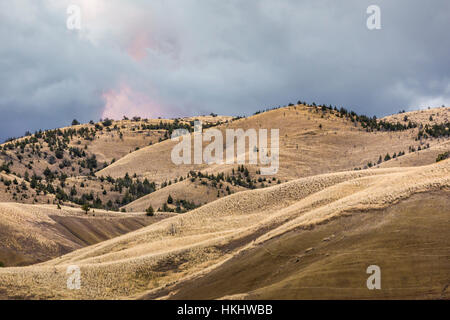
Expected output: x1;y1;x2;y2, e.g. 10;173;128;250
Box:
1;0;449;141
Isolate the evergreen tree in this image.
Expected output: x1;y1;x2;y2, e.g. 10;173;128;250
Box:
146;205;154;216
82;203;90;214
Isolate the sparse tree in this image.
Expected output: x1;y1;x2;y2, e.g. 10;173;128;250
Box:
146;205;154;216
81;203;90;214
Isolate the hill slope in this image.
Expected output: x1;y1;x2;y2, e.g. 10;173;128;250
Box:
0;159;447;299
98;105;449;212
159;190;449;300
0;204;172;267
99;105;449;183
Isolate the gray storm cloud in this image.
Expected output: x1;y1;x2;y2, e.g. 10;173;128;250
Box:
0;0;449;141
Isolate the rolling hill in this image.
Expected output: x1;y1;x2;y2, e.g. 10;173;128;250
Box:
0;105;448;300
0;203;173;267
100;105;449;212
0;159;447;299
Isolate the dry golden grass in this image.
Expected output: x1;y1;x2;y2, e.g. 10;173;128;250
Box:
93;106;450;211
123;179;247;213
382;106;449;126
0;116;232;207
162;191;449;300
0;107;448;299
0;172;55;204
379;139;450;168
0;159;448;299
98;105;449;184
82;117;232;165
0;203;171;267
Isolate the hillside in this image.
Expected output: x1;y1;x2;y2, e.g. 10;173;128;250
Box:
0;116;230;210
0;105;448;300
1;105;447;215
100;105;449;211
0;159;447;299
100;105;450;182
3;0;449;303
0;203;173;267
382;106;449;126
159;190;449;300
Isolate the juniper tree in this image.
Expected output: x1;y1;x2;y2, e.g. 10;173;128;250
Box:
82;203;90;214
146;205;154;216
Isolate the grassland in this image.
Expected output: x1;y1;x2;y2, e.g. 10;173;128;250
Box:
0;159;447;299
0;106;448;300
0;203;173;267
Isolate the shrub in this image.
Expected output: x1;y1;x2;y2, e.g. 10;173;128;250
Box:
102;118;113;127
146;206;154;216
55;149;64;159
436;152;450;163
81;203;90;214
48;155;56;164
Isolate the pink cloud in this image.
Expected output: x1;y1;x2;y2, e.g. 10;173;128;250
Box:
101;84;165;120
126;30;153;61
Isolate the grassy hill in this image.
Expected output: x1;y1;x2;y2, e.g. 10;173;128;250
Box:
1;105;447;213
0;105;448;300
99;104;449;211
159;190;449;300
0;159;447;299
0;203;172;267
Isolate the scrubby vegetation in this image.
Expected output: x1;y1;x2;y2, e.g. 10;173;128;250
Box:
0;105;447;213
159;197;200;213
146;205;154;216
188;165;279;192
436;151;450;162
0;115;235;210
417;123;450;140
255;101;422;133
